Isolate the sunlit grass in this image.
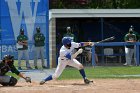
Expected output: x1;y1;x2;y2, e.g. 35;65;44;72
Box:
59;66;140;79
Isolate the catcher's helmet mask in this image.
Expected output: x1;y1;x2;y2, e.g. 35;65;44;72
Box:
3;55;14;60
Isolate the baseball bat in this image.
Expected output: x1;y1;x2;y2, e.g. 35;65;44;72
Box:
94;36;115;44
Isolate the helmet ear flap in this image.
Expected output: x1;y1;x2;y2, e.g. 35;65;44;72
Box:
66;43;71;48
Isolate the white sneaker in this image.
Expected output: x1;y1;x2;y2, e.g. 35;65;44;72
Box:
123;63;128;66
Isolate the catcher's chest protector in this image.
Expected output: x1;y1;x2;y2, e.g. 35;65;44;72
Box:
0;62;10;75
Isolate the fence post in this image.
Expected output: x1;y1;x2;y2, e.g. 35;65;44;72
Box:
92;45;96;66
136;42;139;66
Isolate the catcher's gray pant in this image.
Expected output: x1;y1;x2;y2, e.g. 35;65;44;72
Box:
0;75;17;86
125;46;136;65
0;75;11;83
34;46;45;67
18;50;31;68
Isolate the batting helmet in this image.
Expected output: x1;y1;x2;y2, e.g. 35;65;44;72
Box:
62;37;71;46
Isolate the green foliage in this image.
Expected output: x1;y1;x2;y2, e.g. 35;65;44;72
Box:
50;0;140;9
59;66;140;80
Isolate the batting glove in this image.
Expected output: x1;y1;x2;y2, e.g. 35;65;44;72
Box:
89;42;94;46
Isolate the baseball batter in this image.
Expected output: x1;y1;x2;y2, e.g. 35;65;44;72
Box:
40;37;93;85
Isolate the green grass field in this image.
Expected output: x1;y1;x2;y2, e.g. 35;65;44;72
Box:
7;60;140;80
59;66;140;80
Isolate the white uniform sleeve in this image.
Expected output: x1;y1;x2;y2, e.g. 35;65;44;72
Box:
71;42;80;48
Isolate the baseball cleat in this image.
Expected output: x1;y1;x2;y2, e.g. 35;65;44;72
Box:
40;80;46;85
84;78;93;84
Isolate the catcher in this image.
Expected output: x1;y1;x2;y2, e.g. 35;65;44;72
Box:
0;55;31;86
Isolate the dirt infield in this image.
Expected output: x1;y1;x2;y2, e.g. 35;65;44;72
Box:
1;79;140;93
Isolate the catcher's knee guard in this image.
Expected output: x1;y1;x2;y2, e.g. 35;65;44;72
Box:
8;76;18;86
